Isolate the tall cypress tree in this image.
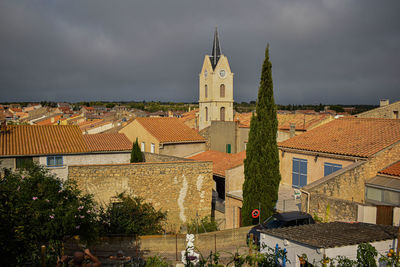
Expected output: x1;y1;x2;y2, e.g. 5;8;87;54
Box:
130;138;143;163
242;44;281;226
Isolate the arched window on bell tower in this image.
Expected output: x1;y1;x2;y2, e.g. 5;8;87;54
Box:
205;85;208;98
220;107;225;121
220;84;225;98
205;107;208;121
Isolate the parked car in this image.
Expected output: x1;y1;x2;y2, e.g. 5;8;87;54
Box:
247;211;315;247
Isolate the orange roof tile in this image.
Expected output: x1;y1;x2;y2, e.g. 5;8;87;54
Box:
278;117;400;158
36;115;63;125
189;150;246;176
136;117;205;143
0;125;89;156
379;161;400;177
83;133;132;152
235;112;332;131
179;109;198;123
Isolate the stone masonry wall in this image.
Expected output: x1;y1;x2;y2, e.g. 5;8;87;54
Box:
302;194;359;222
302;141;400;221
199;126;211;150
356;101;400;119
68;161;213;233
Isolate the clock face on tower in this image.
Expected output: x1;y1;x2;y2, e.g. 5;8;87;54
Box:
219;69;226;78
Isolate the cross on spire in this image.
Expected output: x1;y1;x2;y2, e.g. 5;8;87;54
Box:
210;27;222;69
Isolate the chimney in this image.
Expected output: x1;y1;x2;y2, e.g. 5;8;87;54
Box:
380;99;389;107
289;123;296;138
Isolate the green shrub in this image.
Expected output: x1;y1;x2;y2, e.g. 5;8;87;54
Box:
145;255;172;267
0;164;99;266
99;192;167;236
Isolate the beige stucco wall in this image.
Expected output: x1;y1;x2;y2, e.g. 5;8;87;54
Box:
160;142;206;158
279;150;355;186
85;122;114;134
69;161;213;232
224;164;245;229
207;121;236;153
236;127;249;153
119;119;160;153
199;55;234;130
225;196;243;229
37;152;131;181
225;164;244;192
356;100;400;119
0;156;39;170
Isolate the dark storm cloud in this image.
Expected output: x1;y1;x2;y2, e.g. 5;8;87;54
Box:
0;0;399;104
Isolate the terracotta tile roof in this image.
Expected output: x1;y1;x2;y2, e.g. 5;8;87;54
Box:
189;150;246;176
136;117;205;143
379;161;400;177
260;222;397;248
0;125;89;156
9;108;22;113
83;133;132;152
235;112;332;131
179;109;198;123
36;115;63;125
278;117;400;158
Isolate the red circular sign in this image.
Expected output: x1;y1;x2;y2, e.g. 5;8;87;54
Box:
251;209;260;218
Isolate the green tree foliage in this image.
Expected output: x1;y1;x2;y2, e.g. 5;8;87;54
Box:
99;193;167;237
0;164;98;266
130;137;144;163
242;44;281;226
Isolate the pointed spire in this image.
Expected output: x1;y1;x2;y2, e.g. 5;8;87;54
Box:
210;27;222;69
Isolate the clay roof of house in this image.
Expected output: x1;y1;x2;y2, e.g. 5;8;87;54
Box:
36;114;63;125
15;112;29;119
0;125;89;156
379;161;400;177
189;150;246;177
83;133;132;152
135;117;205;143
260;222;398;248
9;108;22;113
234;112;332;131
179;109;198;123
278;117;400;158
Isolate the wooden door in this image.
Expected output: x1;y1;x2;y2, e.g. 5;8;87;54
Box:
376;205;393;225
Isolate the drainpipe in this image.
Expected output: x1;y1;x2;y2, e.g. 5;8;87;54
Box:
299;189;310;214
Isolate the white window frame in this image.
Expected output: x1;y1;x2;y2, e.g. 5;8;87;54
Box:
141;142;145;152
151;143;155;153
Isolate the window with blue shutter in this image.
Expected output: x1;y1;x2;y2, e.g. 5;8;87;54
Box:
292;158;307;188
324;162;342;176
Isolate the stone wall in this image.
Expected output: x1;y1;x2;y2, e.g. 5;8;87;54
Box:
356;100;400;119
68;161;213;232
303;141;400;203
302;141;400;221
302;193;359;222
199;126;211;151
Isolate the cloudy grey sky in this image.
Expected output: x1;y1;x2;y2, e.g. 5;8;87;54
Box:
0;0;399;104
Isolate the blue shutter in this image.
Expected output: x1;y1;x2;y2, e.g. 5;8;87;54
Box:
293;158;307;188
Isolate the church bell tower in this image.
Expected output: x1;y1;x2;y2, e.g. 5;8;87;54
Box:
198;28;234;131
